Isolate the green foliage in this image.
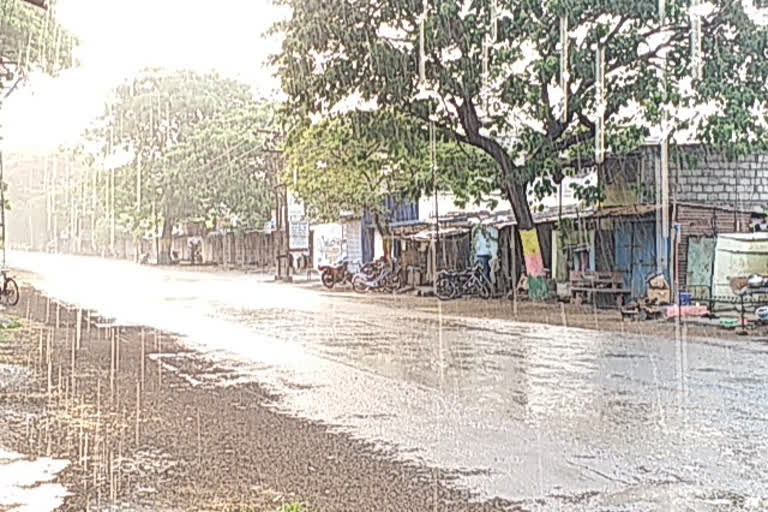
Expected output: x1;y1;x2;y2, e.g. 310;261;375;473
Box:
90;69;278;239
286;109;497;227
0;0;77;78
274;0;768;227
277;503;307;512
570;181;606;207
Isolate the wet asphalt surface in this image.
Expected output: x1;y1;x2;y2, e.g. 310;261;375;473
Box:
8;252;768;510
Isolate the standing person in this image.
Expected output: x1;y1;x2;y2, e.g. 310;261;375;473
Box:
471;220;498;282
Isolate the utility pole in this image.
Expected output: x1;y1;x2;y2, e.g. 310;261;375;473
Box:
0;151;6;268
110;169;115;253
430;117;440;289
90;166;96;252
284;183;292;281
52;156;58;253
273;177;282;279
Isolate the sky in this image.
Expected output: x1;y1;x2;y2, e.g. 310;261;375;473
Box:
2;0;288;153
4;0;768;155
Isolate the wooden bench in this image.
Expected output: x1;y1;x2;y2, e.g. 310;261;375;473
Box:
570;271;630;307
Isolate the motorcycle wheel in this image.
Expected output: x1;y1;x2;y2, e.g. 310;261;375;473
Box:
321;270;336;289
352;275;369;293
385;273;402;293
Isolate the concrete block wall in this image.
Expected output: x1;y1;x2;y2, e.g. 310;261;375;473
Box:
656;146;768;210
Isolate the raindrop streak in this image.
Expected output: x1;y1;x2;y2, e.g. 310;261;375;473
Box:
418;0;427;87
559;15;568;123
594;45;605;164
691;0;704;79
490;0;498;42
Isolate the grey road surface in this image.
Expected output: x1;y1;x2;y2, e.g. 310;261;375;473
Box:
9;252;768;511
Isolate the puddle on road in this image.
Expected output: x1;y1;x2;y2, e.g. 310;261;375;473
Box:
13;256;768;510
0;448;69;512
0;357;70;512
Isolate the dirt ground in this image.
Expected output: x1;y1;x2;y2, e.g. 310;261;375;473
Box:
0;286;521;512
66;260;764;343
307;281;767;344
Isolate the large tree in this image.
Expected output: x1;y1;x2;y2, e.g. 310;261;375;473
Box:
0;0;76;95
286;109;498;233
94;69;278;262
273;0;768;246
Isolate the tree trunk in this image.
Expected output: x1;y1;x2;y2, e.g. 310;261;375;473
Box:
456;98;536;230
501;179;534;230
157;215;174;265
457;97;545;275
372;212;392;259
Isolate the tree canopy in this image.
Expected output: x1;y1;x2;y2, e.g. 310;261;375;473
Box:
0;0;77;93
273;0;768;233
285;109;498;230
88;69;279;260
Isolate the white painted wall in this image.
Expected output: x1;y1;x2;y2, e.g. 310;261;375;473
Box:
312;223;343;268
374;229;384;259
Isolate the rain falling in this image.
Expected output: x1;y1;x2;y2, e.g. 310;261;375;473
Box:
1;0;768;511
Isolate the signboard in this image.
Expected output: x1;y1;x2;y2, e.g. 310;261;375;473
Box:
287;193;305;218
289;220;309;250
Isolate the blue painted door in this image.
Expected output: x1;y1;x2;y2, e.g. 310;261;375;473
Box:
362;226;375;264
614;221;657;298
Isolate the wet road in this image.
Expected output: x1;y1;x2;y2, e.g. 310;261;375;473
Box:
9;252;768;510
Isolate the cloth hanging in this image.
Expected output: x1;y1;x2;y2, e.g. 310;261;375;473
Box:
489;257;500;285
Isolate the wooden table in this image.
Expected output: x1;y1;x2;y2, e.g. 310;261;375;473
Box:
570;271;630;308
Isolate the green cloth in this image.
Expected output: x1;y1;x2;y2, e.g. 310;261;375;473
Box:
528;276;549;301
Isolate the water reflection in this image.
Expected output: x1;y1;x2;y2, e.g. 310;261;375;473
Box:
10;251;768;509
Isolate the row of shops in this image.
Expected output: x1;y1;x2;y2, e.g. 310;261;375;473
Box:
317;142;768;305
325;200;766;305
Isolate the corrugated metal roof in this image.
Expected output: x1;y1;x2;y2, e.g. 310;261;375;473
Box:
391;203;594;238
389;219;426;228
592;204;660;218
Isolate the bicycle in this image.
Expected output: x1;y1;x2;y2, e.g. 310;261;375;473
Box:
0;269;19;306
435;264;492;300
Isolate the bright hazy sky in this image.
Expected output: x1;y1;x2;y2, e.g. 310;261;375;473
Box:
3;0;288;153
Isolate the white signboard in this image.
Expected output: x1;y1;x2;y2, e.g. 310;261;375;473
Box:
289;220;310;250
287;193;305;219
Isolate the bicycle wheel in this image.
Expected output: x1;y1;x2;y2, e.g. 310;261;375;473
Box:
3;278;19;306
478;281;492;300
435;276;457;300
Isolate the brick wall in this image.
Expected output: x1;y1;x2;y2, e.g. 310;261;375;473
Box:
675;203;752;292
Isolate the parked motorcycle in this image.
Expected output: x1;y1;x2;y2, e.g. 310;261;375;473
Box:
352;258;402;293
319;259;354;289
